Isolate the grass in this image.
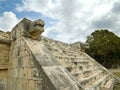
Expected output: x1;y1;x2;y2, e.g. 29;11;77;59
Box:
114;83;120;90
113;72;120;77
113;72;120;90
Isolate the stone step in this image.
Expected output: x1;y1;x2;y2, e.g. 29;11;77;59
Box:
71;68;98;76
66;67;98;77
84;74;109;90
92;74;109;87
52;49;86;56
59;57;89;62
78;70;103;83
79;71;106;88
55;53;78;58
65;64;97;73
73;59;89;63
71;68;99;80
104;78;114;90
65;64;95;68
64;62;90;67
72;62;89;67
79;68;99;78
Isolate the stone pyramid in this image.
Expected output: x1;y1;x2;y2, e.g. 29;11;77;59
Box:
0;18;120;90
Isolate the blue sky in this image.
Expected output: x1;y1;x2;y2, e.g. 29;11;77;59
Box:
0;0;120;43
0;0;42;19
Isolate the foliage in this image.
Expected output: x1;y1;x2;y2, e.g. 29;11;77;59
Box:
85;29;120;68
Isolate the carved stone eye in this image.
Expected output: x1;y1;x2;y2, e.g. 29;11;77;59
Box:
33;19;45;27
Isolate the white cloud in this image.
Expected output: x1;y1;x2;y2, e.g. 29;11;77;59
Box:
16;0;120;43
0;11;19;31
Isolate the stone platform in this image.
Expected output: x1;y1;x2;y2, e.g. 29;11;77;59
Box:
0;18;120;90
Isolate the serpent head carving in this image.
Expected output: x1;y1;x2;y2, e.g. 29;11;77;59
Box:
29;19;45;39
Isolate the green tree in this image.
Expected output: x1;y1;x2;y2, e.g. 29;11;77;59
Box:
85;29;120;68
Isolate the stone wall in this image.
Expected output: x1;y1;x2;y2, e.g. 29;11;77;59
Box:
0;43;9;68
8;37;42;90
6;18;49;90
0;31;10;90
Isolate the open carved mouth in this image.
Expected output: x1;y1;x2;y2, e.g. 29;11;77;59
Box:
34;23;44;27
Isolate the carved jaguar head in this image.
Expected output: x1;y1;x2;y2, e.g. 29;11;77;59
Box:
29;19;45;39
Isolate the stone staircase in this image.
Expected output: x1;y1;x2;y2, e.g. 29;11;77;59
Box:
41;36;118;90
1;18;119;90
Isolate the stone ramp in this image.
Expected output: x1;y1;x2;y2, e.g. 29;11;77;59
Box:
23;37;83;90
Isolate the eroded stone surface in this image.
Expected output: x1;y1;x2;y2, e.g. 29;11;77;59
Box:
29;19;44;39
10;18;44;41
0;18;120;90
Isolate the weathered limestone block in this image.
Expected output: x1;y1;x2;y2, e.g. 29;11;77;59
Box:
31;68;42;80
34;80;42;90
0;30;11;44
17;56;23;67
0;78;6;90
7;78;17;90
0;70;7;79
10;18;31;40
22;56;31;67
23;68;31;79
12;68;18;78
0;31;9;40
70;42;81;51
17;68;24;79
0;43;9;68
16;79;24;90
